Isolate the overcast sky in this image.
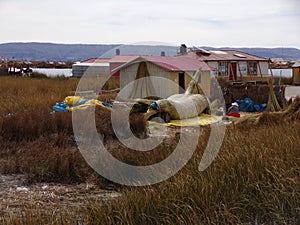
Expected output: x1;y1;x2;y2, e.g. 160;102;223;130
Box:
0;0;299;48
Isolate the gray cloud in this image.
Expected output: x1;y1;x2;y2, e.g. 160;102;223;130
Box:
0;0;299;48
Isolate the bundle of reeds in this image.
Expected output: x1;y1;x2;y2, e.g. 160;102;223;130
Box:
266;79;282;112
145;70;209;121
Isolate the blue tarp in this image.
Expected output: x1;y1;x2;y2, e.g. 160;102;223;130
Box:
53;102;69;112
236;98;267;112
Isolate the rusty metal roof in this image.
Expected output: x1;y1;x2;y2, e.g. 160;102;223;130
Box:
187;49;269;62
146;55;213;71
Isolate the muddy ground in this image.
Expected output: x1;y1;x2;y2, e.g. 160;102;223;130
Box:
0;174;120;218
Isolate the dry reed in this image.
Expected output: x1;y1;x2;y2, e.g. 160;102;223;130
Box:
0;76;299;224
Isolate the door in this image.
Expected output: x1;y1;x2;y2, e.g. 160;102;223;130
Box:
178;72;185;93
229;63;237;81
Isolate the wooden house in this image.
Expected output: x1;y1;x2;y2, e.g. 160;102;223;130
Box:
186;49;271;83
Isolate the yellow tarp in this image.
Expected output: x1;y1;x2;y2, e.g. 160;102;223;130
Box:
148;114;223;127
62;96;222;127
63;96;112;112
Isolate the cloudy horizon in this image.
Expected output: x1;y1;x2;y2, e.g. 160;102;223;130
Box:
0;0;299;48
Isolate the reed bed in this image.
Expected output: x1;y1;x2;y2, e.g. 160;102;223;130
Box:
0;76;78;116
0;122;299;224
0;76;299;224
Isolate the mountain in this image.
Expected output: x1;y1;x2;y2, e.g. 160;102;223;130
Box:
1;42;300;62
0;43;119;62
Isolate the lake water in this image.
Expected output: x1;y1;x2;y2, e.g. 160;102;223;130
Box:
31;68;72;77
31;68;293;78
269;69;292;77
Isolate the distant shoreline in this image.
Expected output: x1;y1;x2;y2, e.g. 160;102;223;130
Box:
1;42;300;61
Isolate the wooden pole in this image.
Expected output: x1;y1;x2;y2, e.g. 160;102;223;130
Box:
247;62;251;78
258;61;262;78
185;69;201;95
269;62;274;80
237;62;242;81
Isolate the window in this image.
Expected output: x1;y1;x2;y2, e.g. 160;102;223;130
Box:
218;62;229;76
239;62;247;75
234;53;246;58
248;62;257;75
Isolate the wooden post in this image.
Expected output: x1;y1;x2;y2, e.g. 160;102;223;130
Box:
258;61;262;78
230;63;235;81
237;62;242;81
247;62;251;77
185;69;202;95
269;62;274;80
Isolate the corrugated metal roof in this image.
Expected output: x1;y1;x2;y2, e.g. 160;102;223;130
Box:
109;55;144;63
81;58;110;63
292;62;300;68
146;55;213;71
188;50;269;62
110;55;214;73
73;63;110;67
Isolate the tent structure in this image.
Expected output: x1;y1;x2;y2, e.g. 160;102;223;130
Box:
127;61;156;99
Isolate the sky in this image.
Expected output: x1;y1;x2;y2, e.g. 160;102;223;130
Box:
0;0;300;48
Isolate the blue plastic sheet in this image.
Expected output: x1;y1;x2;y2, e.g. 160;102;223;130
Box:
236;98;267;112
53;102;69;112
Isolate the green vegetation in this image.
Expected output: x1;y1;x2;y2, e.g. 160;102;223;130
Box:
0;77;299;224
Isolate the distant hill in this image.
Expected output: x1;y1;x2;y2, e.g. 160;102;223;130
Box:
0;43;119;62
1;42;300;62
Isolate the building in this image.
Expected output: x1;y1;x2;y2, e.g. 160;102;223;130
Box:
73;46;274;97
72;58;110;78
110;55;214;98
292;62;300;85
186;49;271;83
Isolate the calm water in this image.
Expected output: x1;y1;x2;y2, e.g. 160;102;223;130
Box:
31;68;292;78
269;69;292;77
31;68;72;77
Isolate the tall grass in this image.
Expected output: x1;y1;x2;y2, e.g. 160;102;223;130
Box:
76;122;299;225
0;76;78;116
0;76;299;224
1;119;299;224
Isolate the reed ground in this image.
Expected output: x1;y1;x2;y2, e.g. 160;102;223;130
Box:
0;76;299;224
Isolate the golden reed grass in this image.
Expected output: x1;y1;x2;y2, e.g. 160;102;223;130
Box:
0;76;299;224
